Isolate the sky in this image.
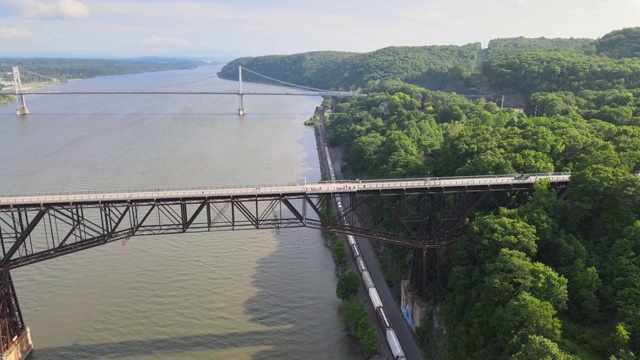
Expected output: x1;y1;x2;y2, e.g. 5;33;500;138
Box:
0;0;639;59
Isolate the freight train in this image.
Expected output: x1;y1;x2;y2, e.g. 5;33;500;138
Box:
324;145;407;360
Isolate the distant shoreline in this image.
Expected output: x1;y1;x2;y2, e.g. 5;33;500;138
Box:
0;80;62;104
22;81;60;91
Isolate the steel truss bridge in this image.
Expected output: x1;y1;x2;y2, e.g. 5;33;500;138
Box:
0;173;570;354
1;66;362;116
0;174;571;271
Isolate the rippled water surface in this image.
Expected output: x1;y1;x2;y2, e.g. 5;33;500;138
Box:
0;66;359;359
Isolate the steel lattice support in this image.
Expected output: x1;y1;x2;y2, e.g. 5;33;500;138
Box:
405;187;558;297
0;180;570;273
0;180;571;357
0;271;24;353
0;195;317;270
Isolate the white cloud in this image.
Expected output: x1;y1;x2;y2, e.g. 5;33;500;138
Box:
57;0;89;19
0;27;32;38
141;35;191;46
6;0;89;20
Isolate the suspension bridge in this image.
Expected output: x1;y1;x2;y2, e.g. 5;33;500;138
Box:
1;66;362;116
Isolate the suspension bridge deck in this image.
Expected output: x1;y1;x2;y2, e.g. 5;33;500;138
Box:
0;90;359;96
3;65;363;115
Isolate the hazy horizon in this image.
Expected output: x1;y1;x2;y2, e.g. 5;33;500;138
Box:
0;0;639;59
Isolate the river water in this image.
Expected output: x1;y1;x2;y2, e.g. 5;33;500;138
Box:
0;66;360;359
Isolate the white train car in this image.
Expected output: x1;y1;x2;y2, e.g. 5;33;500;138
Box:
356;257;367;273
346;234;356;247
386;329;407;360
368;287;383;309
361;270;374;289
351;244;361;257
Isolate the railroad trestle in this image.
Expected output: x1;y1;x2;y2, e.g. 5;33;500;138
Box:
0;177;569;355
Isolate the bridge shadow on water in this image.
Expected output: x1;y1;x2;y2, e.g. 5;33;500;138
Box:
32;231;346;360
240;228;352;359
239;133;359;359
32;328;292;359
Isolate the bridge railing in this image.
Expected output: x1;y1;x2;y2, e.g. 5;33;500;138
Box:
318;172;572;184
0;173;573;206
0;172;570;198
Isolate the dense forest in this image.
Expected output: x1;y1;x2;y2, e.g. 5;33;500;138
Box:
219;27;640;111
218;43;482;92
322;79;640;358
311;27;640;359
221;27;639;359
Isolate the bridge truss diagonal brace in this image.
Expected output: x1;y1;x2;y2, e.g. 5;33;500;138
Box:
0;208;46;269
0;271;26;353
0;182;566;272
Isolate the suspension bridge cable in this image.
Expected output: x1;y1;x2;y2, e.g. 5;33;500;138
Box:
241;68;337;93
155;75;220;89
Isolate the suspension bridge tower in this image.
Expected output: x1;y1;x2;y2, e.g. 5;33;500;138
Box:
12;67;29;116
237;66;245;116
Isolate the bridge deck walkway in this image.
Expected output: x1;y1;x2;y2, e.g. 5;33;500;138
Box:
0;174;570;206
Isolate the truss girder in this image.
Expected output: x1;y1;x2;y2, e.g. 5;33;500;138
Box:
0;271;24;353
0;182;567;271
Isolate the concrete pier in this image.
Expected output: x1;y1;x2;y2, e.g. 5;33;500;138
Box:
1;327;32;360
15;103;29;116
238;93;245;116
238;66;245;116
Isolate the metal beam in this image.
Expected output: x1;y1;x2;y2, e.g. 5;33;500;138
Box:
0;178;570;272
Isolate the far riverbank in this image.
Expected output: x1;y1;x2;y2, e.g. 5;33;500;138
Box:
0;81;60;104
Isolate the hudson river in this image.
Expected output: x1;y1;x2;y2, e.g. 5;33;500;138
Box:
0;65;360;359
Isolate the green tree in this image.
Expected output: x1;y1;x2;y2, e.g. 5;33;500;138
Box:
362;327;379;357
511;335;576;360
336;271;361;300
332;237;347;268
338;298;366;325
493;292;562;356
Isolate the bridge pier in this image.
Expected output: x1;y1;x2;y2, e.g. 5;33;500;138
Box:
410;248;444;298
15;99;29;116
11;67;29;116
0;272;32;360
238;94;245;116
237;66;245;116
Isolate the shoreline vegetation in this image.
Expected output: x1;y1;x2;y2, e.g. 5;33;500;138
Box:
0;57;207;105
0;81;61;105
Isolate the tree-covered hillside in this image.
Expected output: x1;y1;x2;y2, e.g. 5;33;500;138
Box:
0;58;204;83
220;27;640;107
218;43;481;91
322;78;640;359
482;49;640;97
485;36;592;58
316;27;640;359
594;27;640;59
